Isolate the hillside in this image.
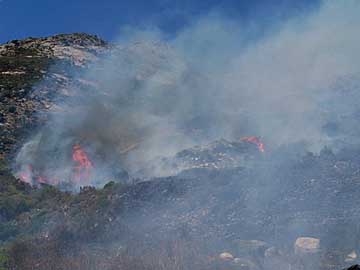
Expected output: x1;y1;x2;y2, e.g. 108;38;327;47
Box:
0;34;359;270
0;33;108;160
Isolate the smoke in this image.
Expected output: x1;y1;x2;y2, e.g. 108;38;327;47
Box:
171;1;360;149
8;3;360;270
14;0;360;187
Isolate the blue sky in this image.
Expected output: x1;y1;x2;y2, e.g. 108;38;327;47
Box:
0;0;319;43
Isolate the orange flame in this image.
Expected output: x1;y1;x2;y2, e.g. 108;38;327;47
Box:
18;144;93;187
19;165;33;184
37;176;60;186
19;165;60;186
241;136;265;153
72;144;93;185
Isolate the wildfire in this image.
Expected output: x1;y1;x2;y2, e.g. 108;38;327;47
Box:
18;144;93;187
72;144;93;185
19;165;59;186
19;165;33;184
241;136;265;153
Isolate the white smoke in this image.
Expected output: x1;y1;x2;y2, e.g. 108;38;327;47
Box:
14;0;360;186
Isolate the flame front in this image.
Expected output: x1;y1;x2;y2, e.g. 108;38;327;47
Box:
241;136;265;153
19;165;33;184
72;144;93;186
18;144;93;187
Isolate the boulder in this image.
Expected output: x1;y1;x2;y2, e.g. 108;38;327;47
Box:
294;237;321;269
294;237;320;255
345;251;357;263
219;252;234;261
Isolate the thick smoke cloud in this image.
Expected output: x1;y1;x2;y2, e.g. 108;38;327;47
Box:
171;1;360;149
15;0;360;187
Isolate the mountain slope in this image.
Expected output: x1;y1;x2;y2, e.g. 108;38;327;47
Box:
0;34;359;270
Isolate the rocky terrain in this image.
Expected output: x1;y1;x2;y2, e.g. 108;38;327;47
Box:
0;33;108;159
0;34;359;270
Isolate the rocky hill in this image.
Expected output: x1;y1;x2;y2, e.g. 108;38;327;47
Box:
0;34;359;270
0;33;108;160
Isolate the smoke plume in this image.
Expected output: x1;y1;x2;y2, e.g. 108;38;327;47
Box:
14;0;360;187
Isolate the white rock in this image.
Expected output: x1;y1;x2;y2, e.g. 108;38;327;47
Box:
345;251;357;262
294;237;320;255
1;71;26;75
219;252;234;260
